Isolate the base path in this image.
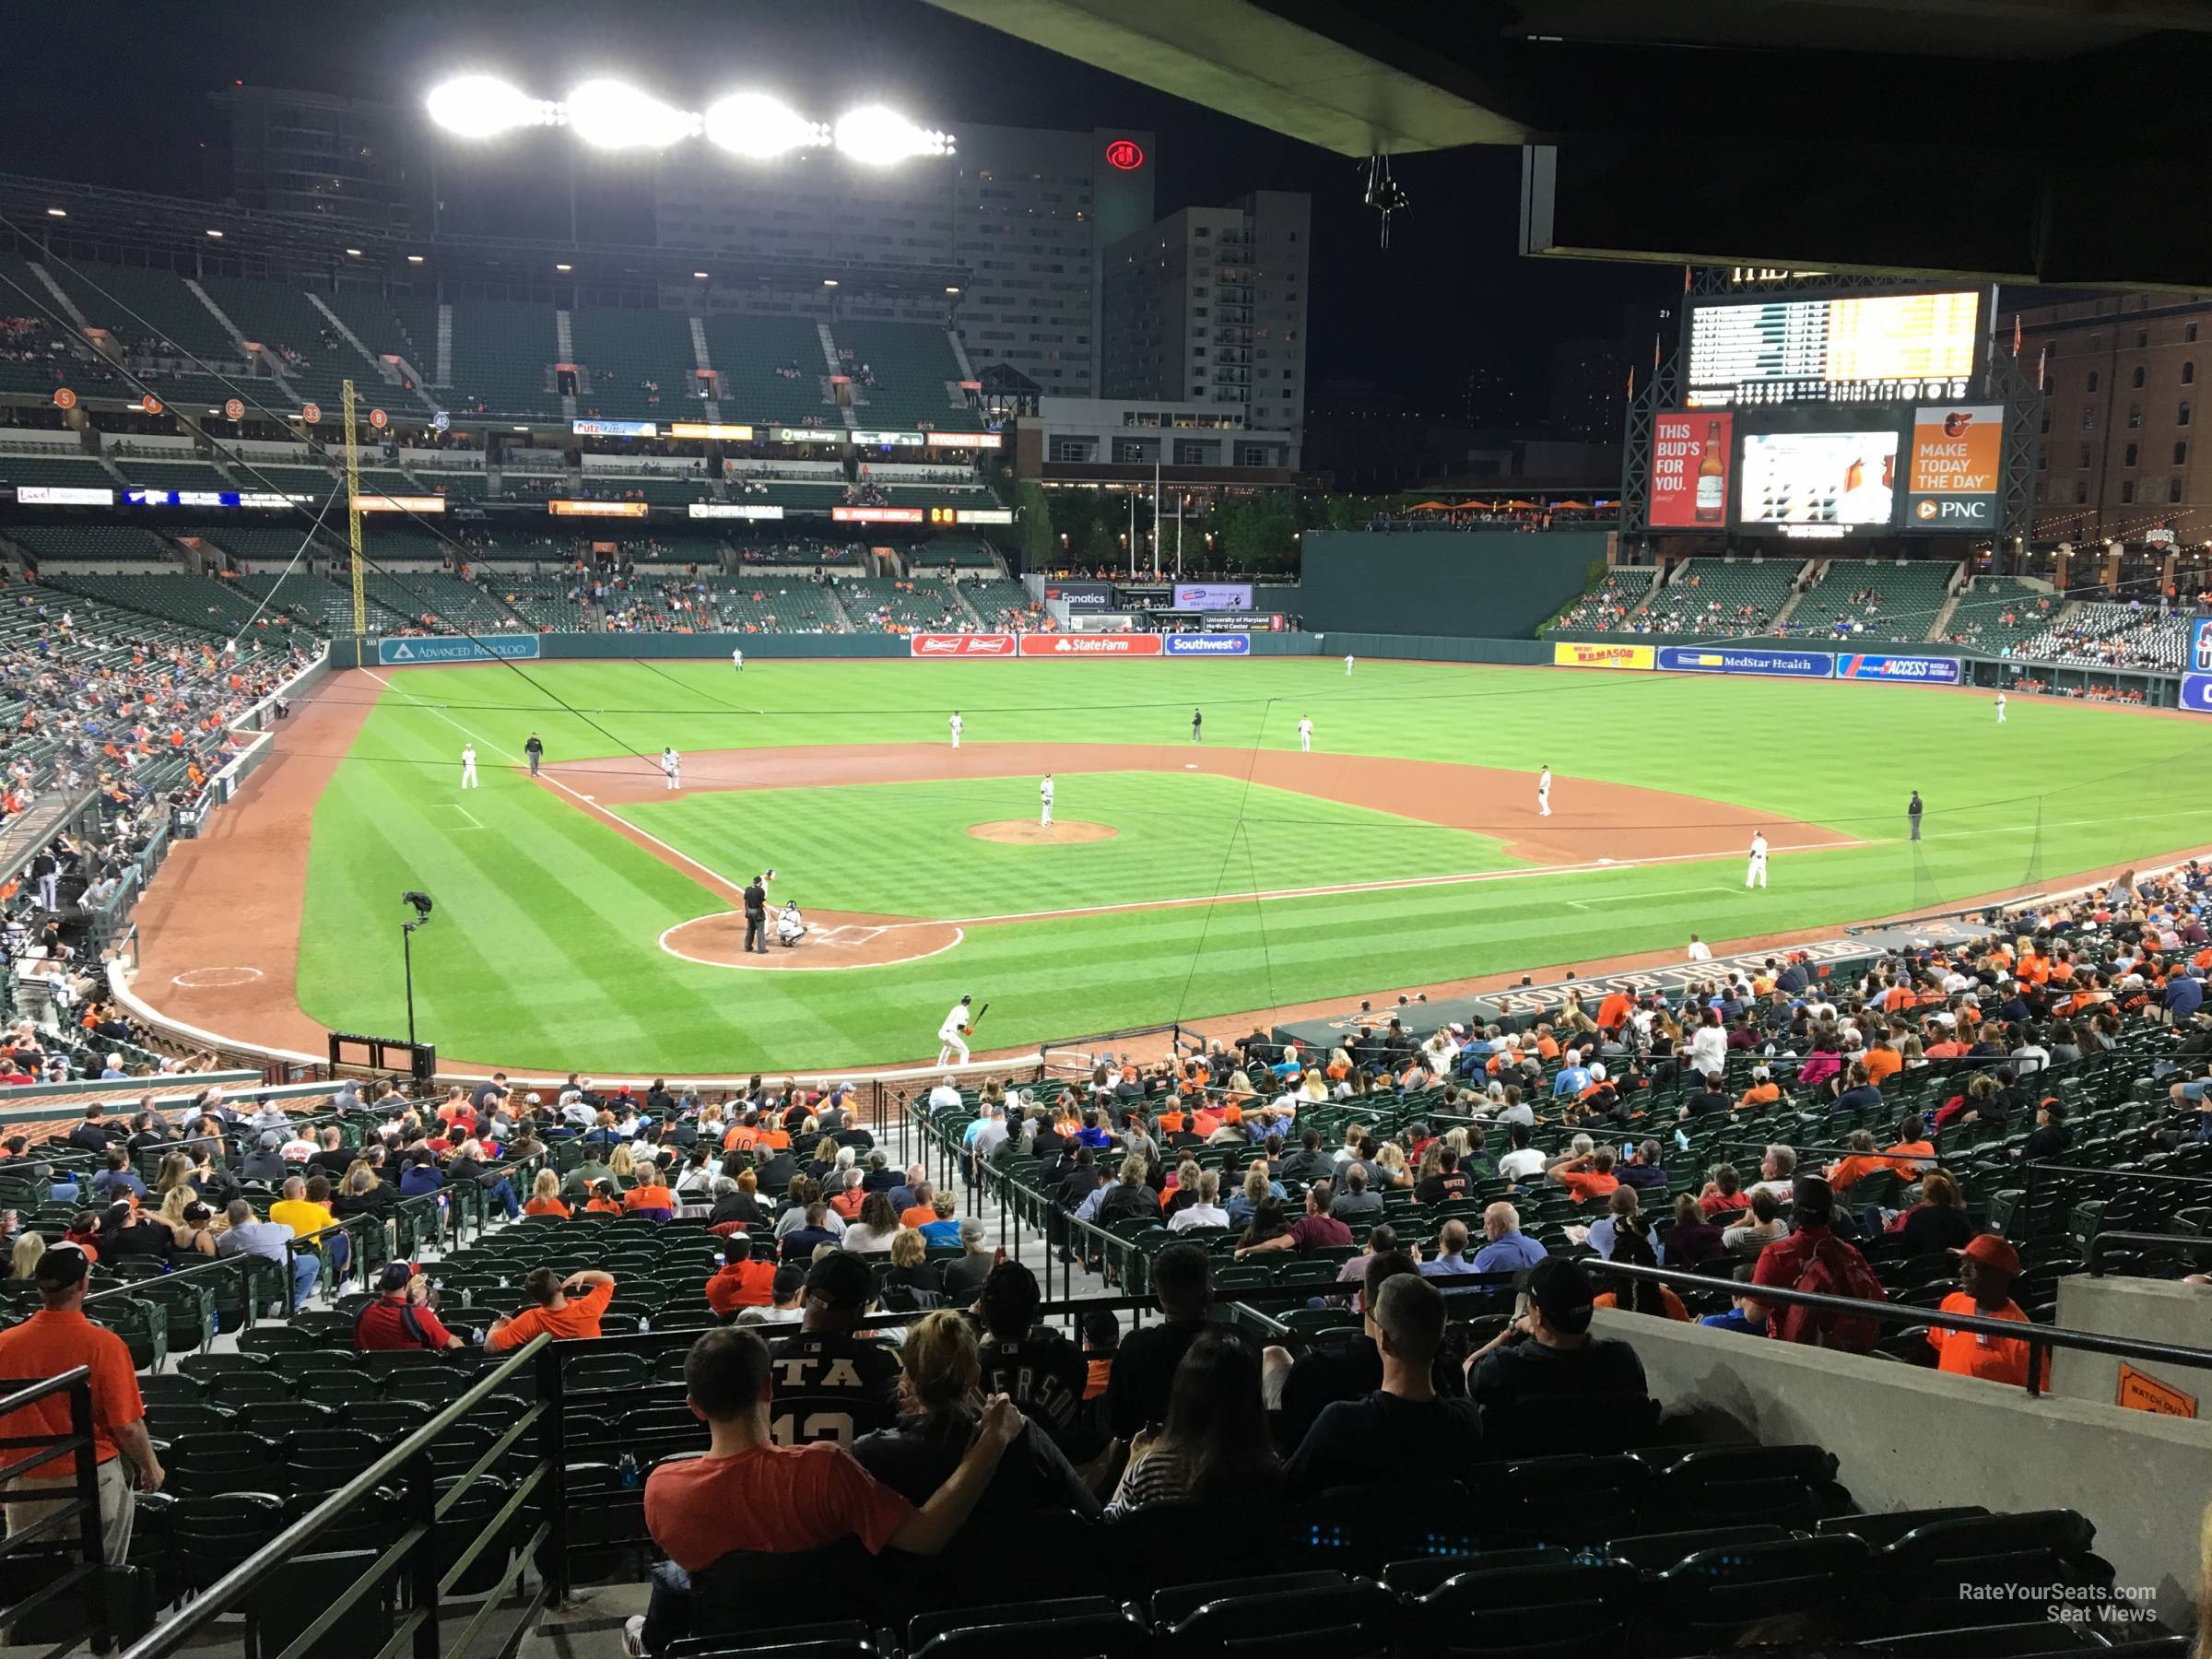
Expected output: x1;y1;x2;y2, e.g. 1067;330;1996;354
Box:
545;742;1854;867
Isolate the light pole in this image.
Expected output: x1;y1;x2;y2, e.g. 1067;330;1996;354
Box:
401;890;433;1046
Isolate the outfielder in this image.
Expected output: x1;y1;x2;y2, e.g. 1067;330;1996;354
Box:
662;747;681;790
949;711;963;749
1298;716;1313;753
1537;765;1552;818
1345;654;1355;677
1191;707;1203;744
1040;773;1054;828
1746;830;1770;889
731;645;744;673
1995;692;2006;724
460;743;478;789
937;994;973;1065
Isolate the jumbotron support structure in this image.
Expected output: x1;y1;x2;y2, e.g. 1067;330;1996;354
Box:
341;377;366;639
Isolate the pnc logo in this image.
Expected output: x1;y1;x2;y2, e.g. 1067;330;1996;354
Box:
1915;500;1940;521
1104;138;1145;171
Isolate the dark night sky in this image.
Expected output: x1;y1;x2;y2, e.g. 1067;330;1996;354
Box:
0;0;1670;412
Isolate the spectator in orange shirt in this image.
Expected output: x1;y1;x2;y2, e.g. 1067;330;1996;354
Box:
1863;1035;1903;1088
899;1182;939;1231
524;1171;571;1218
1824;1131;1891;1194
1927;1235;2048;1388
1549;1144;1620;1205
624;1167;677;1221
1736;1068;1781;1112
487;1268;615;1351
582;1182;625;1216
1884;1115;1937;1180
704;1234;778;1316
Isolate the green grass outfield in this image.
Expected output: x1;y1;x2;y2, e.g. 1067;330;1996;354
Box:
293;657;2212;1073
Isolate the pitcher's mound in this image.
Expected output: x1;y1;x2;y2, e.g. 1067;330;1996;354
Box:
967;819;1118;845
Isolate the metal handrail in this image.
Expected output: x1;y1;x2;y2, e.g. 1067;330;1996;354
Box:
115;1333;552;1659
2088;1230;2212;1272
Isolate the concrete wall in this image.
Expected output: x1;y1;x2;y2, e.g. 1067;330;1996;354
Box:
2052;1275;2212;1414
1596;1308;2212;1630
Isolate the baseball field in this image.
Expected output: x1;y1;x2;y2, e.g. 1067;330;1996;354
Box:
132;655;2212;1076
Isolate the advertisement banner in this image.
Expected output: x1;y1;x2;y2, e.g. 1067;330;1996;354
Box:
2181;673;2212;714
14;486;115;505
1834;653;1964;684
2194;618;2212;674
688;502;785;520
1657;645;1834;678
357;495;446;513
1552;641;1655;671
1045;581;1115;611
1650;413;1733;528
849;430;928;448
667;422;754;441
548;500;649;518
1018;633;1163;658
1172;582;1253;611
571;418;659;438
1163;633;1251;656
909;633;1016;658
377;636;542;665
955;508;1015;525
772;427;847;444
1905;404;2004;531
1740;430;1900;528
831;505;924;524
921;431;1001;449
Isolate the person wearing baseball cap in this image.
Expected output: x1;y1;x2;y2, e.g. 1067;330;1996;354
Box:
356;1263;465;1352
763;1253;901;1446
1928;1234;2048;1387
0;1244;163;1560
1463;1257;1648;1418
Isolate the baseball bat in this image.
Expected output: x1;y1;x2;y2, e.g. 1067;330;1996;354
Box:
970;1001;991;1032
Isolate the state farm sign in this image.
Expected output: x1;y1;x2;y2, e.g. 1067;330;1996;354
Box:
909;633;1016;658
1018;633;1163;657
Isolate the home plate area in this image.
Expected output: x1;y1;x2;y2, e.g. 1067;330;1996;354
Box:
658;909;962;971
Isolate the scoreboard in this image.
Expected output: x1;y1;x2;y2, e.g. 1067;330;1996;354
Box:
1686;288;1987;409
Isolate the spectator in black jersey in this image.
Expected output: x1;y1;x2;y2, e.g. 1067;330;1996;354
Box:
1413;1146;1470;1206
1463;1257;1648;1418
1282;1272;1482;1488
853;1310;1098;1543
1106;1242;1250;1440
974;1261;1087;1440
766;1253;901;1447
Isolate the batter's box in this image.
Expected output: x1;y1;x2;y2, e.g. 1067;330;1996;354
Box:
814;924;888;947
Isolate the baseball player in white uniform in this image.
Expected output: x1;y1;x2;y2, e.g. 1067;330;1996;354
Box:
936;995;973;1065
460;744;478;789
1298;716;1313;753
662;747;681;790
1345;653;1355;677
1536;766;1552;818
1995;692;2006;724
1039;773;1054;827
732;645;744;673
949;712;963;749
1746;830;1770;888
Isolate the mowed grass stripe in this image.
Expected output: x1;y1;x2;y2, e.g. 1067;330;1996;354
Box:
618;772;1522;920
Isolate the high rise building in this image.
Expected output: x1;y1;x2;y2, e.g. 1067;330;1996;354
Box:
656;124;1156;394
217;87;427;230
1099;191;1312;437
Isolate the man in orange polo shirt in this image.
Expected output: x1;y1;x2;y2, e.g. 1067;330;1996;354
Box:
0;1246;164;1560
1548;1145;1620;1205
1927;1235;2048;1388
704;1236;778;1317
487;1268;617;1351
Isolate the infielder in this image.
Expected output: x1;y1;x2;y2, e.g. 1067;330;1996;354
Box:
1345;653;1355;677
662;747;681;790
1298;716;1313;753
1995;692;2006;724
731;645;744;673
460;743;478;789
949;711;963;749
1746;830;1770;889
1537;765;1552;818
1040;772;1054;828
1191;707;1203;744
937;994;973;1065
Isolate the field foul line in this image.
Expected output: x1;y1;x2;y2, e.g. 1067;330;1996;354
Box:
359;668;751;899
903;839;1867;931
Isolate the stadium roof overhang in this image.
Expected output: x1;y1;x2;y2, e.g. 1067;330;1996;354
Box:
924;0;2212;290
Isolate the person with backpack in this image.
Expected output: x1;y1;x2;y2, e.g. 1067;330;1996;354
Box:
1749;1177;1887;1351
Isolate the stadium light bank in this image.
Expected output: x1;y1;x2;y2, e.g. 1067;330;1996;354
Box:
424;76;954;163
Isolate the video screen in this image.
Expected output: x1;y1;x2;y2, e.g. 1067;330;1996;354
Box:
1738;430;1900;527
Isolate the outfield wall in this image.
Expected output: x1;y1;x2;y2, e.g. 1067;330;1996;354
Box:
1300;529;1613;639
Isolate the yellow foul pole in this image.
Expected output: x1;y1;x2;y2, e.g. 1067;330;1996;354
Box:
343;377;365;639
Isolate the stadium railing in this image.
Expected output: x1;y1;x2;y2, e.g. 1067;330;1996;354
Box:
0;1365;119;1658
112;1332;555;1659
